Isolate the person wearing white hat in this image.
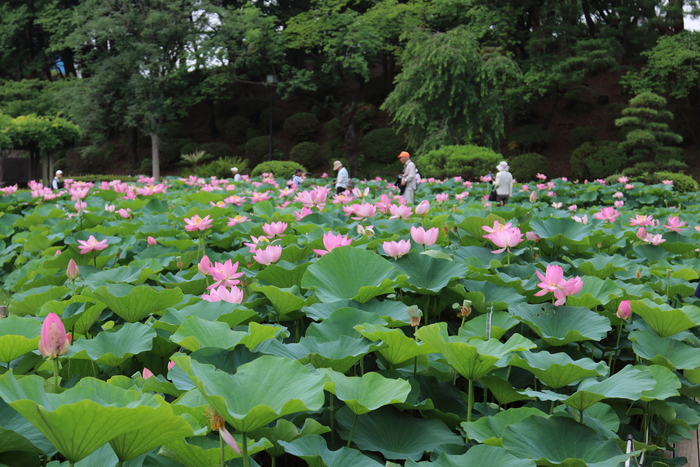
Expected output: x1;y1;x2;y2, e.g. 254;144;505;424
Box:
51;170;64;190
333;161;348;194
492;161;512;205
230;167;242;182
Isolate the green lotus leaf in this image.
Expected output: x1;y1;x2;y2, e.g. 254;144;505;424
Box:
280;434;383;467
634;365;681;401
0;373;168;463
569;254;634;279
393;252;467;293
529;217;594;246
509;351;608;389
415;322;536;380
502;416;636;467
462;407;548;446
83;283;183;322
354;323;437;366
39;298;105;336
509;304;611;346
459;312;519;340
306;308;386;341
68;322;156;366
260;335;379;373
523;365;656;411
564;276;623;308
406;444;536;467
161;435;271;467
0;315;41;363
632;299;700;337
302;247;403;303
456;214;506;241
401;375;469;423
251;284;307;318
80;262;162;288
158;301;258;331
171;317;282;352
174;355;326;432
336;406;464;460
319;369;411;415
633;244;670;262
629;330;700;370
480;374;536;405
23;231;53;252
255;260;312;288
461;279;527;311
155;270;208;295
249;418;330;458
0;399;55;456
453;246;503;270
8;285;69;317
305;300;410;326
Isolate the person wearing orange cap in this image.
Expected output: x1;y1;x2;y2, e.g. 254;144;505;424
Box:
397;151;417;204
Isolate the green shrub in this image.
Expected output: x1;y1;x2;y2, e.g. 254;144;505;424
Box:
324;118;344;139
507;125;550;154
197;142;232;159
415;145;502;180
570;141;627;180
70;174;139;183
245;136;278;167
284;112;319;143
570;126;598;149
510;153;549;183
180;141;198;156
225;116;251;145
259;107;286;132
251;161;306;179
290;142;325;170
140;157;152;175
355;103;377;131
360;128;403;164
651;171;699;192
183;156;249;179
603;173;624;185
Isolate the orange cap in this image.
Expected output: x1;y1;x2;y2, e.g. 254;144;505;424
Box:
398;151;410;159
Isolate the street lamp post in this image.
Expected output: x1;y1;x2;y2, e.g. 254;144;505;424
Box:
266;74;277;162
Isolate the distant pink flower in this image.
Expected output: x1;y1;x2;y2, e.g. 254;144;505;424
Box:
482;220;512;235
624;183;635;190
348;203;376;221
208;260;244;289
383;239;411;259
533;264;584;306
322;172;328;178
661;180;674;185
69;186;89;200
536;173;547;180
66;259;80;280
147;236;157;246
0;184;18;195
118;208;131;218
526;231;541;242
612;191;624;199
552;202;563;209
536;183;546;190
630;215;655;227
313;232;352;256
135;184;167;196
410;226;439;246
262;222;288;238
547;191;556;197
77;235;108;254
618;176;629;184
547;182;555;189
142;368;154;379
224;195;246;205
357;225;375;236
331;193;352;204
374;194;393;214
529;191;537;203
253;245;283;265
74;201;87;212
593;207;621;223
595;179;606;185
198;256;212;275
568;205;577;211
294;207;313;220
617;300;632;320
227;215;249;226
244;235;270;253
614;200;624;207
184;215;213;231
435;193;449;204
463;181;473;188
643;233;666;245
636;227;647;240
520;184;530;192
38;313;71;359
202;285;244;304
388;204;412;220
663;216;686;232
455;192;469;200
250;191;271;203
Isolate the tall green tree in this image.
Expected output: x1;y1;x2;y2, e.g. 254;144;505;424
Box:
381;25;521;154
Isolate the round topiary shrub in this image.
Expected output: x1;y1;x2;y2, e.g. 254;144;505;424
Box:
415;145;502;180
360;128;403;164
245;136;278;168
251;161;307;180
510;153;549;183
651;171;699;192
197;142;232;159
225;116;251;145
290;142;325;171
284;112;319;143
259;107;286;132
570;141;627;180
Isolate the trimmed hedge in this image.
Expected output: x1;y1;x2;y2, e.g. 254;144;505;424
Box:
290;142;325;171
284;112;319;143
245;136;278;168
510;153;549;183
651;171;699;192
360;128;403;164
570;141;627;180
251;161;307;180
415;145;502;180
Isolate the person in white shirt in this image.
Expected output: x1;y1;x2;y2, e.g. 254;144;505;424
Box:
230;167;242;182
51;170;64;190
333;160;348;194
398;151;417;204
492;161;513;205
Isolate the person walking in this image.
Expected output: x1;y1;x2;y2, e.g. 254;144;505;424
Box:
51;170;64;190
333;160;348;194
398;151;417;204
493;161;513;205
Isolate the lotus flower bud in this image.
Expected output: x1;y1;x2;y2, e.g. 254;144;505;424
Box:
529;191;537;203
635;268;642;279
415;200;430;216
142;368;154;379
198;255;212;276
66;259;79;280
147;236;157;246
616;300;632;320
38;313;71;359
457;300;472;317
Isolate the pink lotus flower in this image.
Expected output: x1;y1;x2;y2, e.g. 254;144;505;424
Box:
77;235;109;254
614;200;624;207
313;232;352;256
636;227;647;240
484;226;524;254
617;300;632;320
552;202;563;209
38;313;71;359
663;216;686;232
374;194;393;214
382;239;411;259
67;259;80;280
294;207;313;220
612;191;624;199
357;225;375;236
520;184;530;192
74;201;87;213
661;180;674;185
536;183;546;190
455;192;469;200
618;176;629;184
331;193;352;204
533;264;584;306
198;255;212;275
572;214;588;224
147;236;157;246
220;427;242;455
643;233;665;245
118;208;131;218
244;235;271;253
536;173;547;180
388;204;412;220
526;231;541;242
208;260;244;289
250;191;271;203
135;184;167;196
227;215;249;226
347;203;376;220
224;195;246;205
262;221;288;238
415;200;430;215
435;193;449;204
624;183;635;190
0;184;18;195
69;186;89;201
547;191;556;197
410;226;439;246
593;207;621;223
253;245;283;265
142;368;154;379
629;215;655;227
482;220;512;235
202;286;244;304
184;215;213;231
568;205;577;211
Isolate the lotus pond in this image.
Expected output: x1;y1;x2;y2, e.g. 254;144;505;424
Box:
1;174;700;467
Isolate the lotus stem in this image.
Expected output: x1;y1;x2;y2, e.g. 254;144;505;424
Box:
330;395;336;450
413;356;417;376
346;413;359;448
608;323;624;372
52;358;60;393
219;431;225;467
467;379;474;422
241;432;249;467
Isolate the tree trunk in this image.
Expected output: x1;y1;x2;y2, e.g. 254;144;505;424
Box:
127;127;138;171
207;98;219;138
150;132;160;181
